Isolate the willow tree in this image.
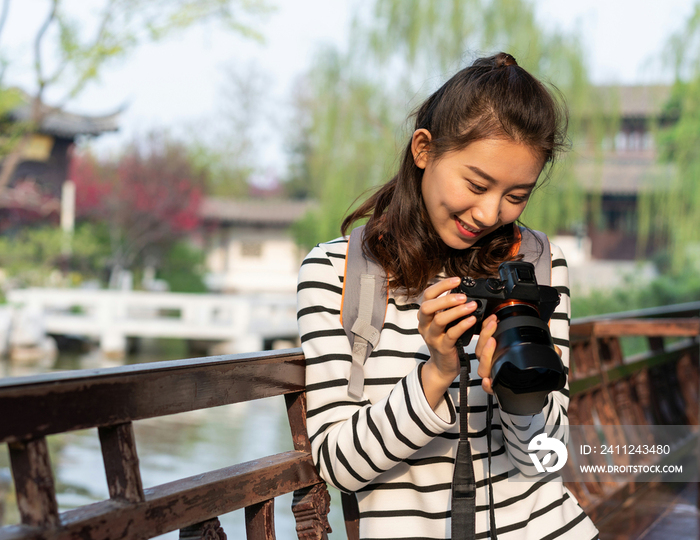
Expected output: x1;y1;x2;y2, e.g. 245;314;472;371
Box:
290;0;608;249
287;46;405;248
645;2;700;271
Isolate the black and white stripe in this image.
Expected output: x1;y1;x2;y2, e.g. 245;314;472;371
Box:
297;237;598;539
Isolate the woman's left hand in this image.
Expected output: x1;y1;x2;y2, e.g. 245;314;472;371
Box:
475;314;498;394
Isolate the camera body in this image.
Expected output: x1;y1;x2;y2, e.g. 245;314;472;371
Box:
450;261;566;415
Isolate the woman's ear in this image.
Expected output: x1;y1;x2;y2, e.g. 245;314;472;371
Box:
411;129;431;169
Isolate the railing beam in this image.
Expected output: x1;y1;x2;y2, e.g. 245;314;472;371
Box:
0;350;305;444
0;451;320;540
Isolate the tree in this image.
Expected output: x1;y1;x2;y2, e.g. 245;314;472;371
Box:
70;133;204;285
648;1;700;272
287;0;606;249
0;0;271;193
186;62;272;198
0;222;111;289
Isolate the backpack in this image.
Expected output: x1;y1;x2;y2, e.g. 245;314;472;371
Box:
340;224;552;399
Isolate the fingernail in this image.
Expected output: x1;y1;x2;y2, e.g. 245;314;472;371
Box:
454;294;466;301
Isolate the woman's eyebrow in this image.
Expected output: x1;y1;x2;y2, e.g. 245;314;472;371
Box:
467;165;537;190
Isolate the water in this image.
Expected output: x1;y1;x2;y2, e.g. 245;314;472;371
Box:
0;340;347;539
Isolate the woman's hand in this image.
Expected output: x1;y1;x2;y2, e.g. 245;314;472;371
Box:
475;315;498;394
418;277;479;409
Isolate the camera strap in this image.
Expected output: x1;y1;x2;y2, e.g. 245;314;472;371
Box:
452;340;498;540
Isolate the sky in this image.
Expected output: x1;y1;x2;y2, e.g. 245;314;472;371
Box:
2;0;696;174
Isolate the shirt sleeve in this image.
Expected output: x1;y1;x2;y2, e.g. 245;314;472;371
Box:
298;243;456;493
497;242;571;476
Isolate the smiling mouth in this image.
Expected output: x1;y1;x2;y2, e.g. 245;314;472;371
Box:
455;217;482;236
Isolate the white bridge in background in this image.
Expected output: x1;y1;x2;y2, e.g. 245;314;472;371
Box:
6;288;299;356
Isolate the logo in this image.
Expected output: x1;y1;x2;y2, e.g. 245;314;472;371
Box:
528;433;568;473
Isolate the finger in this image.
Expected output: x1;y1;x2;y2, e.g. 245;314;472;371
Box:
420;292;470;320
482;377;494;394
476;336;497;379
442;313;477;341
422;277;462;302
555;345;562;357
474;315;498;358
431;301;477;329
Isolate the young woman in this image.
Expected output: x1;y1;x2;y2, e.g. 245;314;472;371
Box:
297;52;599;540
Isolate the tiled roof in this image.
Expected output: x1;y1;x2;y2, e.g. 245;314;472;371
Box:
199;197;316;226
574;154;676;194
8;89;120;137
591;85;671;118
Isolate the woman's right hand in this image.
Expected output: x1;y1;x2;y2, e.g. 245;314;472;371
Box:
417;276;479;409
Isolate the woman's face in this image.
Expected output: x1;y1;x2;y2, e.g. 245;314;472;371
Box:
413;131;544;250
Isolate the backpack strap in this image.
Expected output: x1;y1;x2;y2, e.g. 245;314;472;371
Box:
341;225;388;399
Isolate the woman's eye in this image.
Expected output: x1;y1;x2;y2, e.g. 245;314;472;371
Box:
508;193;530;203
468;182;487;193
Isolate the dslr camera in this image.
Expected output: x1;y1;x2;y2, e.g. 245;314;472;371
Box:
449;261;566;415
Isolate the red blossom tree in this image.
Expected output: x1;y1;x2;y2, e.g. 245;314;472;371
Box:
69;134;204;284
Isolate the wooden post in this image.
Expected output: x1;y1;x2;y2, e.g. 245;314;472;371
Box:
245;499;276;540
285;392;312;453
647;336;665;353
341;492;360;540
292;484;331;540
8;437;59;527
98;422;145;502
179;517;227;540
285;391;336;539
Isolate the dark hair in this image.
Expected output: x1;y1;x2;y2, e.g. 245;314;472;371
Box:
342;52;569;297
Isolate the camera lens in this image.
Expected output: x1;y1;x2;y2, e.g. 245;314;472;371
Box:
496;363;562;391
493;303;538;321
489;314;566;415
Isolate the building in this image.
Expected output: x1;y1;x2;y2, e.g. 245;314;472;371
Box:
0;89;120;231
197;197;316;294
574;85;674;260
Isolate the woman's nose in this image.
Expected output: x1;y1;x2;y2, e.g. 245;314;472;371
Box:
472;197;500;228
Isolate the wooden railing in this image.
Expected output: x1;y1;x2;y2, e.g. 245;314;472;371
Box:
0;302;698;539
565;302;700;523
0;350;332;540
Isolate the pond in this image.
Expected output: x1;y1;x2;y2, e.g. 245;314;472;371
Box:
0;339;347;539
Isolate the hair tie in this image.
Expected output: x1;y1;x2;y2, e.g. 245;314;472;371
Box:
496;52;518;68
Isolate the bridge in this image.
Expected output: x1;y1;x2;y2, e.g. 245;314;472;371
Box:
6;288;299;356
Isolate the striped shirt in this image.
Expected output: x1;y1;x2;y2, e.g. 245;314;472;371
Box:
297;235;599;540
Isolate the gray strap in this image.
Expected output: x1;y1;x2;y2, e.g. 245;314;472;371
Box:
343;226;387;399
517;226;551;285
348;274;382;398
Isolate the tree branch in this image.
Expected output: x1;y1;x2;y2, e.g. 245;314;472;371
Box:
0;0;11;46
33;0;59;106
59;0;118;102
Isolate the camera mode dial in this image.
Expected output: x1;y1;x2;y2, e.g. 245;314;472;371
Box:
486;278;504;293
